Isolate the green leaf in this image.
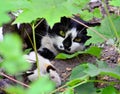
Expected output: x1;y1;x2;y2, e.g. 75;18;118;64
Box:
81;10;93;21
75;83;97;94
14;0;91;27
85;60;120;80
69;0;89;9
84;63;100;77
97;60;120;80
64;0;89;16
0;34;30;74
102;86;118;94
93;8;102;18
69;64;88;80
85;46;102;58
86;15;120;45
14;0;73;27
27;76;55;94
109;0;120;7
71;60;120;84
55;46;101;59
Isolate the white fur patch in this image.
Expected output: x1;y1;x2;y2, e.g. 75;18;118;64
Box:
39;35;58;55
52;27;85;53
66;28;77;39
24;51;61;87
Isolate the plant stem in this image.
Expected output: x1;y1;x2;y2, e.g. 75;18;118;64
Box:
102;0;120;42
88;79;118;85
70;79;87;89
49;84;67;94
32;24;40;78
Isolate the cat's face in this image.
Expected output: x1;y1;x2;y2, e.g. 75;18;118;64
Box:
50;17;99;53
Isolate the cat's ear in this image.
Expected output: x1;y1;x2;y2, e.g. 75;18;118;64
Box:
73;16;100;27
86;36;91;40
60;16;71;26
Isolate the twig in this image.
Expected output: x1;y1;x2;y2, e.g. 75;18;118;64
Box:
71;17;107;41
0;72;30;88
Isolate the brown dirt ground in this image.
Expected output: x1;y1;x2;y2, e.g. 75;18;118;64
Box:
53;44;120;89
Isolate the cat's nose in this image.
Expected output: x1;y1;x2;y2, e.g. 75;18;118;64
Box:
63;34;72;49
63;41;70;48
63;41;71;51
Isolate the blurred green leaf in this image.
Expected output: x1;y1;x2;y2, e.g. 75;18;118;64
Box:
60;88;74;94
27;76;55;94
0;34;30;74
0;0;30;25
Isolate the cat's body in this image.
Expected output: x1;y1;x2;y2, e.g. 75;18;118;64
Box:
0;15;100;87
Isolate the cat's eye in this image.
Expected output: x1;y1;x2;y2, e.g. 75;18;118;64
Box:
59;31;65;37
74;38;81;42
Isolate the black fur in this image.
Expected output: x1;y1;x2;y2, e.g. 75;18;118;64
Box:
63;34;72;51
46;65;56;73
37;48;55;60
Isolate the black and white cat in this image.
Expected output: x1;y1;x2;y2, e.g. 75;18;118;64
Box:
50;16;100;53
0;15;100;87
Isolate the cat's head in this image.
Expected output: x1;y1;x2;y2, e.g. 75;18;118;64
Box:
50;16;100;53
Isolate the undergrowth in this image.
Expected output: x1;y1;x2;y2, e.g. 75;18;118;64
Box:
0;0;120;94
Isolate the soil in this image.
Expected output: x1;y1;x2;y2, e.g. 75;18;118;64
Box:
53;43;120;89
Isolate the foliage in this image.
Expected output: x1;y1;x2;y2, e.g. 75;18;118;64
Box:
0;0;102;27
86;15;120;45
0;0;120;94
0;34;30;75
109;0;120;7
6;76;55;94
67;61;120;94
102;86;118;94
0;0;30;25
56;46;102;59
